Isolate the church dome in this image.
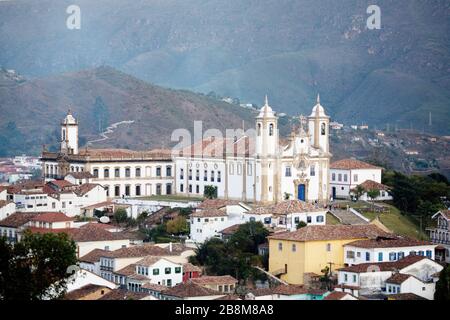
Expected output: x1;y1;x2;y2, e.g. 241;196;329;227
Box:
62;110;78;125
257;95;276;118
309;94;328;118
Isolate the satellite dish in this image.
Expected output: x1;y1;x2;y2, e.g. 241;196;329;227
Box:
100;216;110;224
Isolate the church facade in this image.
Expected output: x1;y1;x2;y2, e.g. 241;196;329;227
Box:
173;96;331;204
41;96;331;205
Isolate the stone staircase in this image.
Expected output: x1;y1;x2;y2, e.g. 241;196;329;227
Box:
330;208;369;225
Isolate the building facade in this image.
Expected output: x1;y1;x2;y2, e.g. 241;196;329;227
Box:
173;96;331;204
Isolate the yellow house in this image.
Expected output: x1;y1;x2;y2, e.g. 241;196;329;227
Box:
268;225;388;285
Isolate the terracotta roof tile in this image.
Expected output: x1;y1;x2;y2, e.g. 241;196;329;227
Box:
197;199;240;209
164;281;221;298
191;209;228;218
68;224;131;242
219;224;240;235
359;180;390;191
324;291;356;300
64;284;110;300
79;248;110;263
98;289;150;300
272;284;308;295
0;212;39;227
385;273;412;284
113;264;137;277
142;283;169;292
183;263;202;273
31;212;73;223
388;293;427;300
331;159;381;170
191;275;237;286
65;172;94;179
101;244;175;259
268;225;389;242
345;237;434;249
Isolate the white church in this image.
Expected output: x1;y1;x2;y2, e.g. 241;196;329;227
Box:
173;96;331;204
40;95;332;205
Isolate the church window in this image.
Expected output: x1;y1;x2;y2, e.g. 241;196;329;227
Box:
125;185;130;196
247;163;252;176
196;185;200;194
257;123;261;136
62;129;66;141
188;169;192;180
136;167;141;177
229;163;234;175
156;167;161;177
180;184;184;192
135;185;141;196
285;166;292;177
115;168;120;178
237;163;242;175
217;171;222;183
104;168;109;178
321;123;326;135
93;168;99;178
125;167;131;178
189;185;192;193
196;170;200;181
204;170;208;181
180;168;184;180
269;123;274;136
310;165;316;176
166;166;172;177
211;171;215;182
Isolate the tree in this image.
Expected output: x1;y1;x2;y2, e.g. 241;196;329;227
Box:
366;189;380;212
350;185;365;201
166;216;189;235
113;208;128;224
204;185;218;199
296;221;307;229
0;232;77;300
435;266;450;300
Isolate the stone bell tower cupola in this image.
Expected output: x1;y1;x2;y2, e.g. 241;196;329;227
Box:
308;94;330;153
61;109;79;155
256;95;278;157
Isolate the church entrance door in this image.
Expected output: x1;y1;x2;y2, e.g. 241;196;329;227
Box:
298;184;306;201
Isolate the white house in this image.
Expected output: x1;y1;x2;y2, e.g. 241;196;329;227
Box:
41;111;175;198
344;237;437;265
428;210;450;263
125;257;184;291
337;255;443;299
357;180;393;201
330;159;382;200
190;209;230;243
0;200;16;220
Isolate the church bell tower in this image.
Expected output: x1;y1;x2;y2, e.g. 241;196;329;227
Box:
61;109;79;155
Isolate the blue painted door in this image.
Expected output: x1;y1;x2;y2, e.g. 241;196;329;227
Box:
298;184;306;201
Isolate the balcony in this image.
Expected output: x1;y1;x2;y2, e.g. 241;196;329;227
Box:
100;266;113;272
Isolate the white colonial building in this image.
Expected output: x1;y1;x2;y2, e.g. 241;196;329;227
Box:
173;96;331;204
41;111;175;199
428;210;450;263
329;159;383;200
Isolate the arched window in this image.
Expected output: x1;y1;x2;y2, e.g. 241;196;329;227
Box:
321;123;326;135
257;123;261;136
269;123;274;136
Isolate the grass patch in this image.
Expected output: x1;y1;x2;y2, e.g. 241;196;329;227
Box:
326;212;341;225
357;203;425;240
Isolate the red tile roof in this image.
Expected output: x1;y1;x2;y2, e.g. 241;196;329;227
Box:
249;200;323;215
345;237;434;249
31;212;74;223
101;244;175;259
268;225;389;242
68;224;131;242
331;159;381;170
98;289;150;300
324;291;355;300
359;180;390;191
385;273;412;284
197;199;240;209
219;224;240;235
47;180;75;189
0;212;39;227
191;209;228;218
65;172;94;179
338;255;427;273
183;263;202;273
164;281;222;298
388;293;427;300
191;275;237;286
79;248;110;263
64;284;110;300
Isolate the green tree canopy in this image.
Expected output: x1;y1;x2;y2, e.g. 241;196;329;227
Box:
0;232;77;300
113;208;128;224
435;266;450;301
